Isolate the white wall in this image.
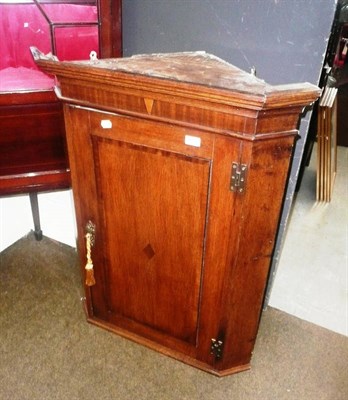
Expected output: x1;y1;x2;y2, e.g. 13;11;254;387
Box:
0;189;76;252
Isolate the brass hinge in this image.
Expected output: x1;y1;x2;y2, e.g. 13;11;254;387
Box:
230;162;247;193
210;338;224;360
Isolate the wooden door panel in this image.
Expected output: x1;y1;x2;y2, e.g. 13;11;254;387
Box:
92;136;211;345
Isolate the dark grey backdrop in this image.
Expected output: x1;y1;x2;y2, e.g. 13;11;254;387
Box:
122;0;337;302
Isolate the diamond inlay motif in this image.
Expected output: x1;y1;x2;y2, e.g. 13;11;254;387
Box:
143;243;155;259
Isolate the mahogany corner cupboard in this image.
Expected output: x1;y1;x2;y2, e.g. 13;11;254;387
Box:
34;51;320;376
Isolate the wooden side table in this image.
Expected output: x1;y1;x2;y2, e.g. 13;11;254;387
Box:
0;90;70;240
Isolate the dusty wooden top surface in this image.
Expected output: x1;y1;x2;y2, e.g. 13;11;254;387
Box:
72;52;268;95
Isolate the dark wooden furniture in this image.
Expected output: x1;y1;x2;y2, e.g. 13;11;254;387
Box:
337;76;348;146
35;52;320;376
0;90;70;239
0;91;69;193
0;0;122;240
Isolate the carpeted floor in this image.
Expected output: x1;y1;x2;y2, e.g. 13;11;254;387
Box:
0;232;347;400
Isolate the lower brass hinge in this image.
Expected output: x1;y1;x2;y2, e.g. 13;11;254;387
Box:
211;338;224;359
230;162;247;193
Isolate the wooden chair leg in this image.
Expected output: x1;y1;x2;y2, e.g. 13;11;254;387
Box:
29;192;43;241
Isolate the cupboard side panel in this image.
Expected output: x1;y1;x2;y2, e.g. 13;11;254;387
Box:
218;135;295;371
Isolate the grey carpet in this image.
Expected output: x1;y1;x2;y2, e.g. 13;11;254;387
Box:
0;232;347;400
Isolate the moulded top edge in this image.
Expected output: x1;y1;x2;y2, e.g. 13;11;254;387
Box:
31;48;321;108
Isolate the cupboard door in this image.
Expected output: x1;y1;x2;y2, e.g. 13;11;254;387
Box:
70;108;212;349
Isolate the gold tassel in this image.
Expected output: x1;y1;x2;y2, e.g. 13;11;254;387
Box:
85;261;96;286
85;231;96;287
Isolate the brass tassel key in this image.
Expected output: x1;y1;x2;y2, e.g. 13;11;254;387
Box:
85;221;96;287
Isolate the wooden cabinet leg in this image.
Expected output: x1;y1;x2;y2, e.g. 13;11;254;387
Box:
29;192;43;241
